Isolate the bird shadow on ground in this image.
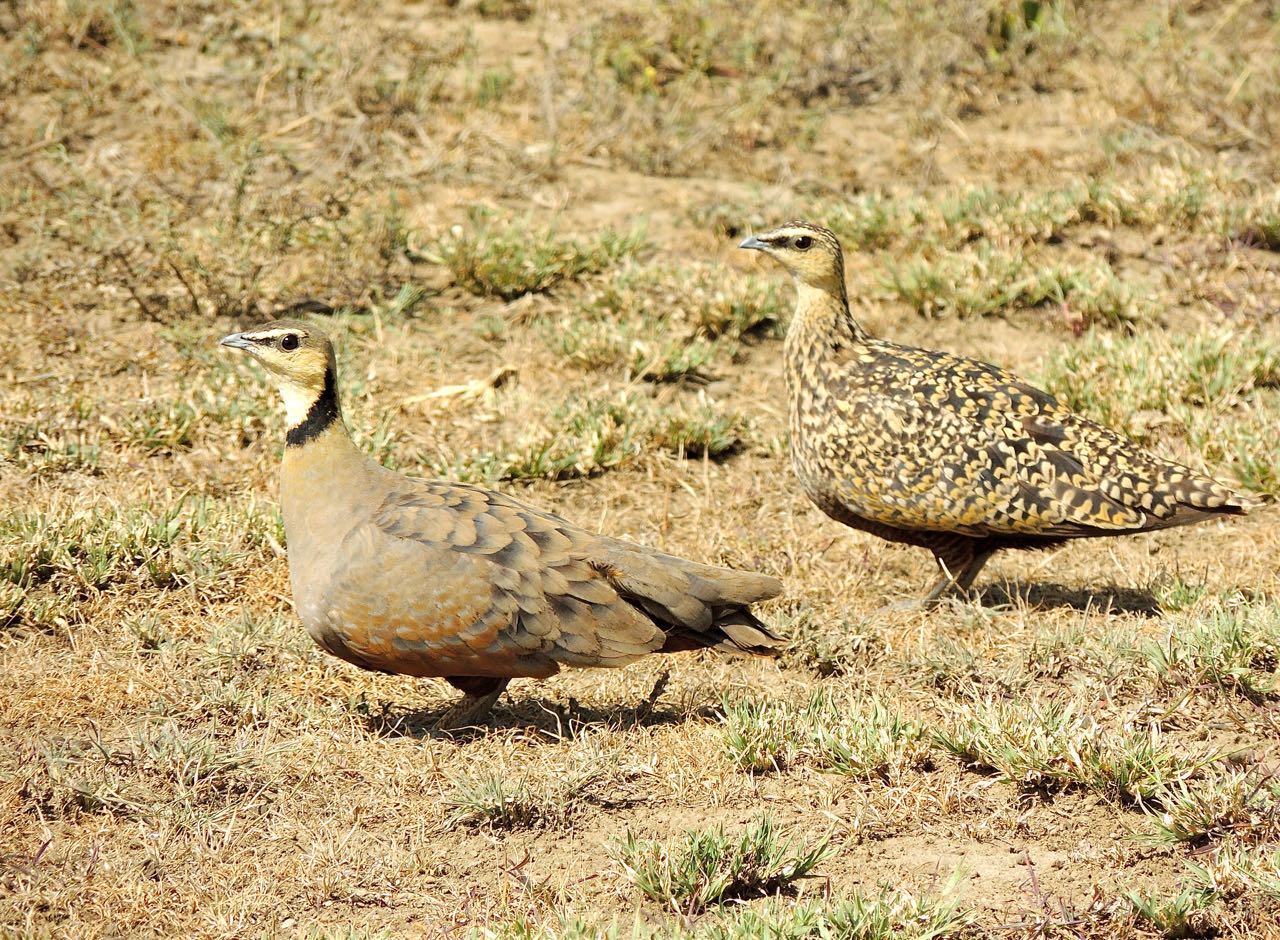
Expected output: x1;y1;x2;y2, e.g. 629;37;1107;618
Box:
361;692;710;743
976;580;1162;616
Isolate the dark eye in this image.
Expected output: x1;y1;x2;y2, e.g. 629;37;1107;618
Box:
280;334;299;351
792;235;813;251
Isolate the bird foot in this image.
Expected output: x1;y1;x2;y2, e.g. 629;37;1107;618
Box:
434;684;508;733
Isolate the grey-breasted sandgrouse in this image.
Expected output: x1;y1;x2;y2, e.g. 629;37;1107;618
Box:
740;221;1253;604
220;319;784;726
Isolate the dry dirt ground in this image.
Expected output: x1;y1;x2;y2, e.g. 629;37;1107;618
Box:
3;1;1280;937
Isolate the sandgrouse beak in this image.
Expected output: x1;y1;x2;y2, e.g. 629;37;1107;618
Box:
738;234;769;252
219;332;255;352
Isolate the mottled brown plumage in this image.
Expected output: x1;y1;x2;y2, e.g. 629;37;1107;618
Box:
220;319;784;726
741;222;1253;603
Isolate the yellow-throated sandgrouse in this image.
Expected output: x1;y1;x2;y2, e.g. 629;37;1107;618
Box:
741;222;1252;604
220;320;783;725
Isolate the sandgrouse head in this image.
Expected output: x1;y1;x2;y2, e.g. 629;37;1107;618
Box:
739;221;845;296
219;319;338;426
220;319;333;384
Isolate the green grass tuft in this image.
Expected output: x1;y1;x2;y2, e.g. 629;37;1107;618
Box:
721;693;928;780
0;497;282;629
1125;886;1218;939
883;244;1149;326
429;211;646;300
435;393;750;483
1142;601;1280;704
612;815;831;915
936;697;1225;803
1144;770;1280;847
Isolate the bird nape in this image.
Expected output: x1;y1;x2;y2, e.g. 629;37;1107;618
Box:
219;319;784;729
741;220;1254;606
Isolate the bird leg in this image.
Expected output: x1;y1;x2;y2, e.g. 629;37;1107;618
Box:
646;668;671;706
437;676;510;731
923;544;996;606
635;667;671;720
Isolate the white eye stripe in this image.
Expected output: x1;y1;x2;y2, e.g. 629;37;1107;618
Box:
242;329;306;343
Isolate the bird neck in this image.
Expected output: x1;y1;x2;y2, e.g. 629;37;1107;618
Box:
789;281;869;352
279;367;372;559
279;365;366;481
284;367;343;448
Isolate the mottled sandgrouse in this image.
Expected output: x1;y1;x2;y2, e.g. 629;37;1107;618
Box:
740;221;1252;604
220;319;783;726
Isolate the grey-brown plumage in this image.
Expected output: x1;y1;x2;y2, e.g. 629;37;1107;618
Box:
219;319;784;726
741;222;1253;603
